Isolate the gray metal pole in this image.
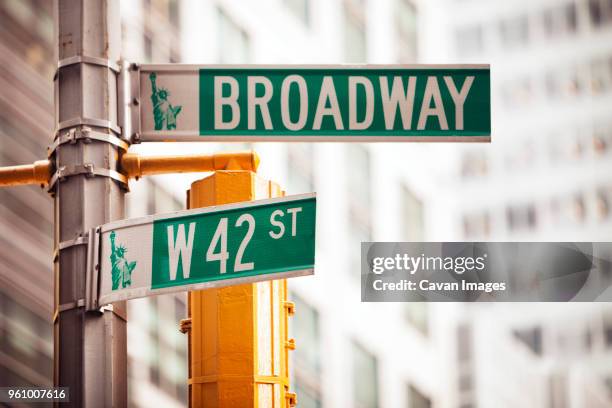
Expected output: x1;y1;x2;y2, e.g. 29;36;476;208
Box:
53;0;127;406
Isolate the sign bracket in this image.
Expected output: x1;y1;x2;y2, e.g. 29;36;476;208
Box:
118;60;142;144
85;227;102;312
54;228;102;313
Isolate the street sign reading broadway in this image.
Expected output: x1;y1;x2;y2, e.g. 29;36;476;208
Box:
97;194;316;304
136;64;491;142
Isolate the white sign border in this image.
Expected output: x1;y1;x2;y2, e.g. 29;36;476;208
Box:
97;193;317;304
98;268;313;305
136;64;491;143
99;192;316;234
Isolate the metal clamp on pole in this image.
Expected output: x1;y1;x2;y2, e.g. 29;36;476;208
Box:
53;234;88;263
58;299;86;313
48;127;129;157
48;163;129;192
58;234;89;251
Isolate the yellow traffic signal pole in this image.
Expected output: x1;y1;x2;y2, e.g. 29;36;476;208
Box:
183;170;297;408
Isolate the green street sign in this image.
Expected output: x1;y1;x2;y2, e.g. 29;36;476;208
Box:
98;194;316;304
136;64;491;142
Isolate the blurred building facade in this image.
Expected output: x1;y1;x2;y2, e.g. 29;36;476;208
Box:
0;0;55;398
1;1;612;408
420;0;612;407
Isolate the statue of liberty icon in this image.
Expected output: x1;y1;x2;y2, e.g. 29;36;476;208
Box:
149;72;182;130
109;231;137;291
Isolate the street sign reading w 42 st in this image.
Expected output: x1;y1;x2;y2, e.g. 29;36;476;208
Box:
133;64;491;142
96;194;316;304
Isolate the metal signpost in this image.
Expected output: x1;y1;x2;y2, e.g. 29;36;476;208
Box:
95;194;316;305
134;64;491;142
54;0;126;406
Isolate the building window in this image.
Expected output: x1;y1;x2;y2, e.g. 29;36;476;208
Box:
501;77;533;107
287;144;315;194
596;187;611;220
218;8;250;63
146;179;183;214
592;123;611;156
148;303;161;387
407;384;432;408
0;291;53;382
571;194;586;222
604;311;612;347
499;14;529;48
462;212;490;239
291;295;321;374
144;31;153;63
347;145;372;275
455;26;483;57
505;140;535;170
401;185;424;241
405;303;428;335
457;324;472;363
590;56;612;95
352;342;379;408
564;2;578;32
344;0;367;63
456;324;474;403
285;0;310;26
549;373;569;408
168;0;180;29
513;327;543;356
545;70;560;99
588;0;605;27
396;0;418;63
295;382;322;408
605;377;612;395
460;150;488;178
506;203;537;231
290;294;322;407
542;3;578;38
563;67;583;98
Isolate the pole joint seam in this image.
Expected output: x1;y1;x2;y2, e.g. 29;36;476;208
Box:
48;164;128;192
48;127;129;158
58;234;89;251
55;55;121;78
57;298;86;313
